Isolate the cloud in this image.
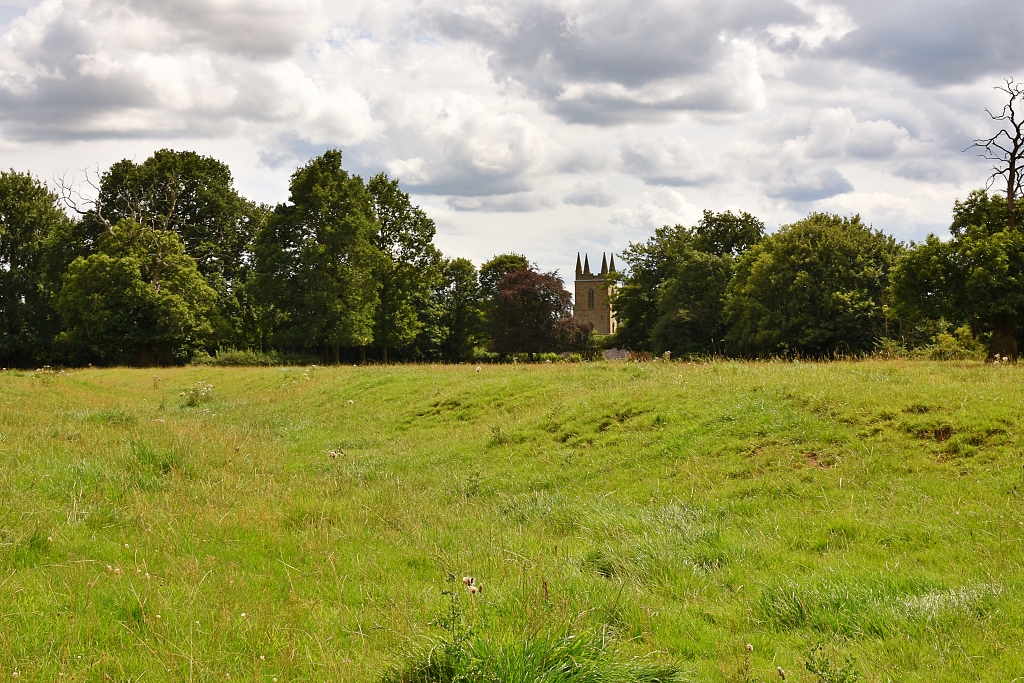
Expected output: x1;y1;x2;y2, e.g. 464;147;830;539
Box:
620;137;719;186
792;108;910;160
765;166;854;202
0;0;1021;272
826;0;1024;86
432;0;813;124
563;179;615;207
0;0;376;141
448;191;556;212
610;188;700;231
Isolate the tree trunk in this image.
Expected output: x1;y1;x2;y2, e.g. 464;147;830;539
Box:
382;344;388;364
323;343;330;364
136;344;155;367
332;344;340;365
155;343;173;366
360;345;366;365
990;317;1018;361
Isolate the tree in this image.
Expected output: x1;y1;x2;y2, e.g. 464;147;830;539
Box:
490;268;590;355
725;213;901;357
613;210;764;354
67;149;264;349
611;226;679;351
479;253;530;302
56;220;217;365
78;150;259;281
434;257;486;361
971;80;1024;228
651;210;764;355
891;191;1024;359
0;170;76;366
251;150;381;362
366;173;441;363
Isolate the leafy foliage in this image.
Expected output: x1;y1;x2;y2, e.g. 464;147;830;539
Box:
0;171;75;366
251;150;382;360
55;220;217;365
725;213;901;357
614;211;763;355
434;258;487;361
892;190;1024;358
490;268;590;354
368;173;442;362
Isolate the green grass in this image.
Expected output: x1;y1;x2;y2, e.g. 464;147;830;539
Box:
1;360;1023;682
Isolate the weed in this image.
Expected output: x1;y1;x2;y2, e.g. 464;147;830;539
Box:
804;643;861;683
179;381;214;407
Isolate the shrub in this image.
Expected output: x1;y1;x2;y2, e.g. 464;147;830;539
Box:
922;326;986;360
192;348;283;366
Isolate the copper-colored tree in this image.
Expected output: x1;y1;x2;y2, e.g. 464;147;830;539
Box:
490;268;591;354
972;79;1024;228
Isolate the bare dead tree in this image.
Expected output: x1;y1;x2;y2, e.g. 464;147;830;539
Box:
971;79;1024;228
56;166;114;234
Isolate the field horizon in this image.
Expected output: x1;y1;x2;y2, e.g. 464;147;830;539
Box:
1;360;1022;682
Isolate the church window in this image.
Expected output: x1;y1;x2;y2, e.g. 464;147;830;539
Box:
588;289;595;309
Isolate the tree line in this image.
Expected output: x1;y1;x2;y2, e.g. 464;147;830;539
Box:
0;149;589;367
612;81;1024;362
4;82;1022;366
612;195;1024;361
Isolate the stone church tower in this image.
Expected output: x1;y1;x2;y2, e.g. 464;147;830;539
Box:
573;252;617;335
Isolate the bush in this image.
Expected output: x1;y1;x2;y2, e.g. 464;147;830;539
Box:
922;326;986;361
192;348;283;366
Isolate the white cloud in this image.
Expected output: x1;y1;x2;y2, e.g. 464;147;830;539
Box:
563;179;616;207
610;188;701;231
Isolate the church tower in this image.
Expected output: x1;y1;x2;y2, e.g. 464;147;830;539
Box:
573;252;617;335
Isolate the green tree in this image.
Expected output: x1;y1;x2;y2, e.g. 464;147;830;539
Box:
611;227;678;351
56;220;217;365
251;150;381;363
434;257;486;360
479;253;530;302
725;213;901;357
891;190;1024;358
613;210;764;354
367;173;441;363
0;170;76;366
80;149;264;348
651;210;764;355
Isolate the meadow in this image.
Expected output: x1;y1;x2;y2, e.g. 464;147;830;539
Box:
1;360;1022;682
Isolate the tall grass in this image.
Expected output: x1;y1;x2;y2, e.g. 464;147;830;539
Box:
1;360;1023;681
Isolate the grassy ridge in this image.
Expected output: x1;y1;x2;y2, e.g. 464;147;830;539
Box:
1;361;1022;682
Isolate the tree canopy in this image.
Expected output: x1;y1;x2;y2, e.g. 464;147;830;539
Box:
0;171;76;366
56;220;217;365
251;150;381;363
725;213;901;357
613;210;764;355
490;268;590;355
891;191;1024;358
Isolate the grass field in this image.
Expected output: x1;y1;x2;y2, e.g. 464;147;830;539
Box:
1;360;1023;682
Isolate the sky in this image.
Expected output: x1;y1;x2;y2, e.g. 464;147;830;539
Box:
1;0;1023;276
